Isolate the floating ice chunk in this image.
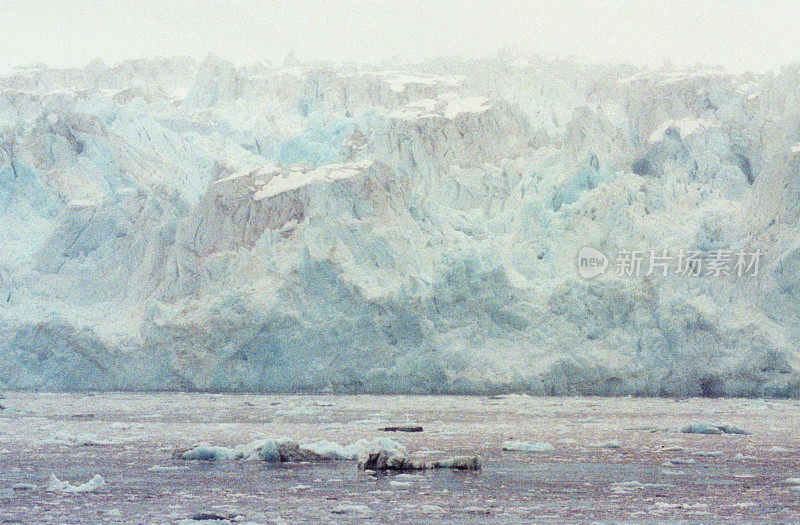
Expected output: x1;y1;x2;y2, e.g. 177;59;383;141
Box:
428;456;482;470
350;437;408;464
148;465;188;472
783;478;800;484
186;511;238;522
650;501;708;511
354;438;479;471
235;438;291;461
379;425;423;432
682;424;748;435
501;440;555;453
611;480;670;493
303;440;355;460
681;424;722;435
177;443;238;461
46;473;106;493
358;450;426;471
178;438;331;462
389;480;413;488
393;473;425;481
716;425;750;435
302;438;404;460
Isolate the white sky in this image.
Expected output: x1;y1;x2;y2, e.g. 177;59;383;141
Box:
2;0;800;72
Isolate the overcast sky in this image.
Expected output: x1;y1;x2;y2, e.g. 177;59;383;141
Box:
2;0;800;72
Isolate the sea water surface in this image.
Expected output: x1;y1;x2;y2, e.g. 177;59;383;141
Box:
1;392;798;523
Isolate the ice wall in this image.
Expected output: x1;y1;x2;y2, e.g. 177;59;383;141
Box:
1;54;800;396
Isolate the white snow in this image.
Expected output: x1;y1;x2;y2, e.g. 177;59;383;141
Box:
252;159;373;200
213;164;281;186
648;118;716;143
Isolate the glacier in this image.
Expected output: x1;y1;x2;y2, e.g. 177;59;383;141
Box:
1;53;800;396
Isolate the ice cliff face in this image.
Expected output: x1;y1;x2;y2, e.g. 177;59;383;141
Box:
2;54;800;395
